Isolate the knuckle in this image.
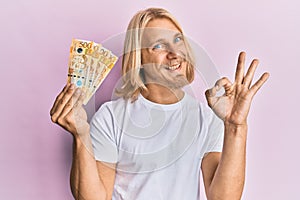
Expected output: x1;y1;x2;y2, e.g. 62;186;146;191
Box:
205;89;210;96
57;117;65;125
74;89;81;96
79;95;85;103
59;98;66;105
59;99;63;105
51;115;57;123
215;78;223;86
63;84;69;91
73;102;79;108
55;94;62;102
65;102;72;108
221;77;228;81
65;114;74;124
75;98;84;108
67;88;75;94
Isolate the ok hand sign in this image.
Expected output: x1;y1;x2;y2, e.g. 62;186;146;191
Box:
205;52;270;126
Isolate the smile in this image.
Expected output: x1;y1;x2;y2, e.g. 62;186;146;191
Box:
167;63;181;71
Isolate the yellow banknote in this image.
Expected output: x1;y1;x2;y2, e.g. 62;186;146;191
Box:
67;38;118;105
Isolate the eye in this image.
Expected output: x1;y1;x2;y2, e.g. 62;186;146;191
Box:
153;43;168;51
174;36;182;43
153;44;163;49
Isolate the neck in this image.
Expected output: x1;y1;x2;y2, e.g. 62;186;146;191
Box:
141;84;184;104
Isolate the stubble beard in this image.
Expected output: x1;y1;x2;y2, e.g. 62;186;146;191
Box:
142;64;189;90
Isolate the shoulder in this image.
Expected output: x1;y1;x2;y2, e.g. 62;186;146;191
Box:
96;97;128;114
187;96;223;128
91;97;129;122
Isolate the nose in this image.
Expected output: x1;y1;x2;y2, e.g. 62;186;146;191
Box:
166;44;186;61
166;47;181;60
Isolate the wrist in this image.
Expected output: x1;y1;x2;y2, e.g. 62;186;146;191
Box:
224;120;248;128
224;121;248;138
73;128;90;146
72;133;95;157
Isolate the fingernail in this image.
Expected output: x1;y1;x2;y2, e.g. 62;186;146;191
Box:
215;85;219;90
70;84;75;89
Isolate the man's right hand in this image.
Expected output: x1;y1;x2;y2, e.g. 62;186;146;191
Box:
50;83;90;138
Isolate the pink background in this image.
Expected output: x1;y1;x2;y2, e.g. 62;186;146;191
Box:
1;0;299;199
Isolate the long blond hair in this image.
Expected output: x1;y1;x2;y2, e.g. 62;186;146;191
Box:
116;8;195;100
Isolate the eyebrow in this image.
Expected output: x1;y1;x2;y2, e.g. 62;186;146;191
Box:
174;32;183;39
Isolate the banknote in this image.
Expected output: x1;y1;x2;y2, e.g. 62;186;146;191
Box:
67;39;118;105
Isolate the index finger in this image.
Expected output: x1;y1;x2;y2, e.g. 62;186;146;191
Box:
235;52;246;84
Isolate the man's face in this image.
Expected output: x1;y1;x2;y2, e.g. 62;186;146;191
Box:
141;18;189;89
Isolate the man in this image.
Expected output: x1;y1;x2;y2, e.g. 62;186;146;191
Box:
50;8;269;200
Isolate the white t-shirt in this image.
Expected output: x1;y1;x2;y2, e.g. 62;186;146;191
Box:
90;93;224;200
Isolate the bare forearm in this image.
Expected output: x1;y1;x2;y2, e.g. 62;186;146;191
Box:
70;134;106;200
208;123;247;200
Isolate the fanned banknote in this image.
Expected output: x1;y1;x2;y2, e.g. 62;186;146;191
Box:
67;39;118;105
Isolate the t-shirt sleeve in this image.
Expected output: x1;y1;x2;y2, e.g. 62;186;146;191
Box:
201;104;224;157
90;103;118;163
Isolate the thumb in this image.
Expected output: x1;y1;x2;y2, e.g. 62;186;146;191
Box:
205;85;219;107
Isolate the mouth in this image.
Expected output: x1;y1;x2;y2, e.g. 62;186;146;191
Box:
166;63;181;71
